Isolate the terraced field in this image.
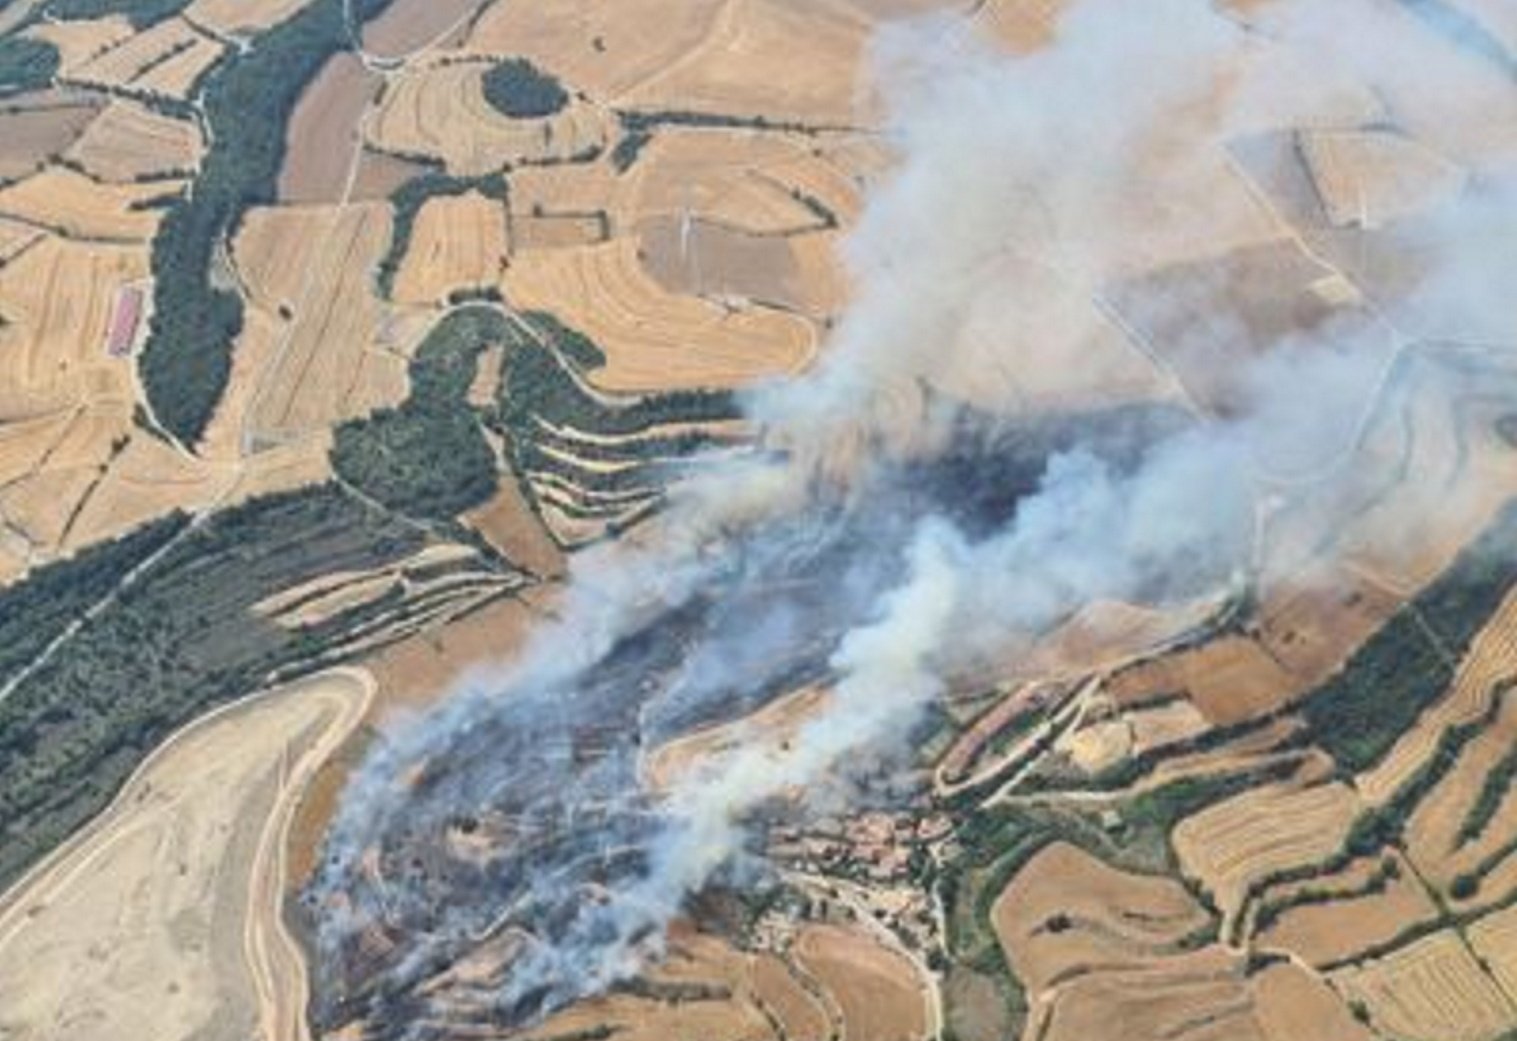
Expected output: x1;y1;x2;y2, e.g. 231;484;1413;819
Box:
2;2;1517;1041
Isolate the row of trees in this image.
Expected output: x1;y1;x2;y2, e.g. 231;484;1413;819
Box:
0;484;433;889
139;0;397;444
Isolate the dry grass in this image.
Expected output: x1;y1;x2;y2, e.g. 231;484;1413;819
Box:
60;435;229;551
751;952;832;1041
25;16;134;72
976;0;1068;52
65;17;225;100
0;96;101;181
1404;683;1517;892
617;0;873;125
0;165;178;242
504;235;813;391
1104;635;1298;726
793;923;930;1041
0;215;43;261
627;129;856;235
0;234;142;414
1356;587;1517;806
243;203;394;443
1249;962;1374;1041
992;842;1211;994
461;478;564;579
361;0;480;58
0;671;371;1041
187;0;317;35
65;100;202;182
369;61;611;176
233;203;333;314
1254;852;1440;967
1298;128;1466;229
1468;901;1517;999
1036;951;1263;1041
393;189;509;304
466;0;730;101
1173;781;1361;919
1252;571;1402;691
279;53;378;204
1330;928;1517;1041
644;685;830;792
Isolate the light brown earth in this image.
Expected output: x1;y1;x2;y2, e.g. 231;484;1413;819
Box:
1331;928;1517;1041
504;236;814;392
0;670;372;1041
0;166;178;242
63;17;226;100
187;0;316;35
361;0;481;58
278;53;380;205
392;189;509;304
792;923;930;1041
64;99;203;182
1173;781;1361;921
367;61;612;176
0;94;103;181
1254;853;1441;966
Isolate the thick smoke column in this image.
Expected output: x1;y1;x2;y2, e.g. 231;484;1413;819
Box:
311;0;1517;1032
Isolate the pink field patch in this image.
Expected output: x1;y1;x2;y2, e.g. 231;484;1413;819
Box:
105;284;142;358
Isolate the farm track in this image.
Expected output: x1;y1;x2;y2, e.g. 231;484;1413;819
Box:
0;669;373;1041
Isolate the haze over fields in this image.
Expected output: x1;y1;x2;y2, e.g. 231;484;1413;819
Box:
3;0;1517;1040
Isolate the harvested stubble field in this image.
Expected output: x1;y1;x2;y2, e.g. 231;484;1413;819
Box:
23;16;135;73
60;15;226;99
1253;852;1441;967
1331;929;1517;1041
7;2;1517;1041
1172;781;1362;920
0;670;371;1041
368;61;612;176
278;52;380;204
64;98;202;182
503;236;814;392
0;91;103;181
391;189;509;304
186;0;317;35
0;165;178;242
245;202;395;443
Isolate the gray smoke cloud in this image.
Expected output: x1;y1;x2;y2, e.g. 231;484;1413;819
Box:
310;0;1517;1033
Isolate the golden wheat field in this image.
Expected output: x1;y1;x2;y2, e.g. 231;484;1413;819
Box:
3;4;1517;1041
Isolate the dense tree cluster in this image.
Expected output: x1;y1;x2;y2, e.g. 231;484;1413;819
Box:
481;57;568;119
0;36;58;97
139;0;396;444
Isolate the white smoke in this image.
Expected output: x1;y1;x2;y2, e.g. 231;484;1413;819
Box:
314;0;1517;1028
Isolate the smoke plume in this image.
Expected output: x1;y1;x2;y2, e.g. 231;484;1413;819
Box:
310;0;1517;1032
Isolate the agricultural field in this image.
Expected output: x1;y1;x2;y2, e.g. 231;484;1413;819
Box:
4;2;1517;1041
0;670;371;1041
63;98;202;181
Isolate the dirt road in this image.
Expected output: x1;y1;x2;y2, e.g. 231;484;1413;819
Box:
0;669;373;1041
